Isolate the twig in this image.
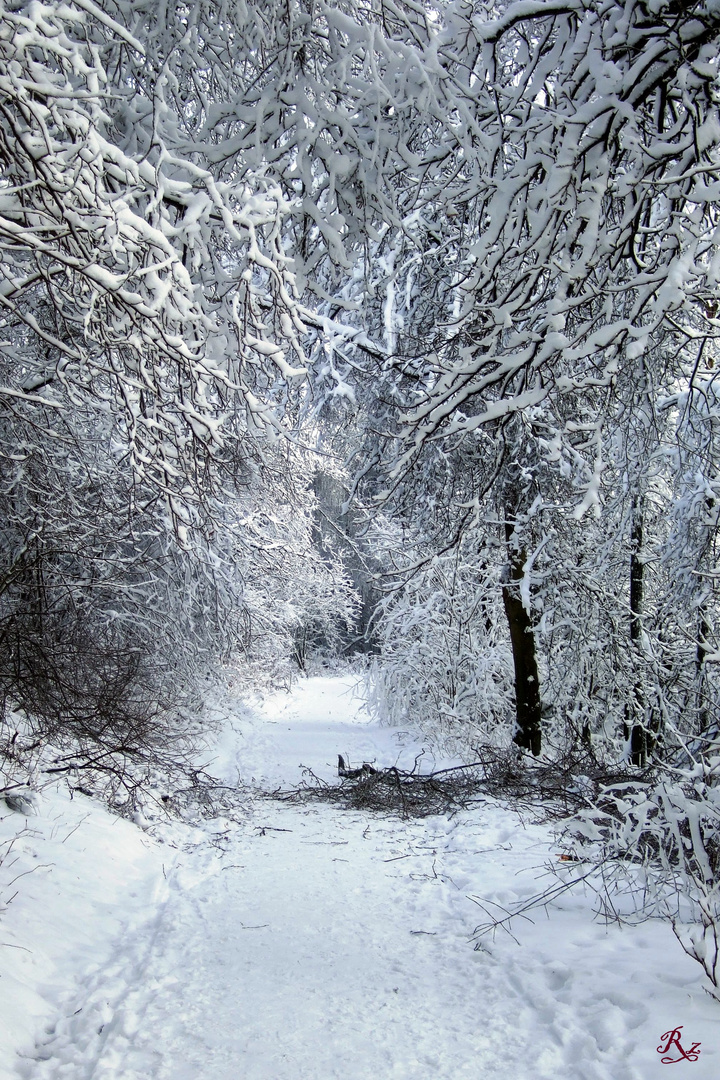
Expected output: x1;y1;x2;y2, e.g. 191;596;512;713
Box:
468;862;604;946
4;862;53;889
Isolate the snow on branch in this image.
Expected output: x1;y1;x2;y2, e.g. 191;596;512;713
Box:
374;0;720;494
0;0;313;525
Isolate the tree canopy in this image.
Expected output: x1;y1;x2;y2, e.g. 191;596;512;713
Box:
1;0;720;771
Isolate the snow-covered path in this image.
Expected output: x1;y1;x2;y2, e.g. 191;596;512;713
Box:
7;676;720;1079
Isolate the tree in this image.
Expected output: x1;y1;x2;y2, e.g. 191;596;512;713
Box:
347;0;720;755
0;0;312;529
0;0;357;781
3;0;720;773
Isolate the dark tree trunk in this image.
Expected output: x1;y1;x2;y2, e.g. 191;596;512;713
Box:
696;610;710;734
694;497;714;734
502;521;542;757
626;500;648;765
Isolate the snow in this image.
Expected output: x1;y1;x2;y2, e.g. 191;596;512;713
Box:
2;675;719;1079
0;789;163;1077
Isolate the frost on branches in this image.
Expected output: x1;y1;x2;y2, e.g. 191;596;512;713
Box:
2;0;720;843
0;0;355;787
0;0;311;529
341;0;720;759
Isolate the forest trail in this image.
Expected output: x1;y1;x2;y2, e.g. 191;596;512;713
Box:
11;676;719;1080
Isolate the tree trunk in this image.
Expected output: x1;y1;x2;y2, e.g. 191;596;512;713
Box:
696;610;710;734
627;499;648;766
694;496;715;735
502;521;542;756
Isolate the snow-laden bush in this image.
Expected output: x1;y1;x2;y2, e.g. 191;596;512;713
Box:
0;367;356;791
561;757;720;999
367;542;515;753
226;476;359;691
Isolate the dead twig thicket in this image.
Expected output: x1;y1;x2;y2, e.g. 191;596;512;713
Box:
157;766;251;824
267;746;641;820
0;713;250;825
470;745;652;819
270;762;482;818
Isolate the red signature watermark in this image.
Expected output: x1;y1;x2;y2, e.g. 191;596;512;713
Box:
657;1028;701;1064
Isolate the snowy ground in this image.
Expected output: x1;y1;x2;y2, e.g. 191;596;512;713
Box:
1;674;718;1079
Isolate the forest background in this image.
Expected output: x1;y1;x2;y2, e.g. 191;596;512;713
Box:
2;0;720;991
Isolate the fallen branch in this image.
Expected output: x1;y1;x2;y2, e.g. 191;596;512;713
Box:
266;745;643;820
270;760;492;818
